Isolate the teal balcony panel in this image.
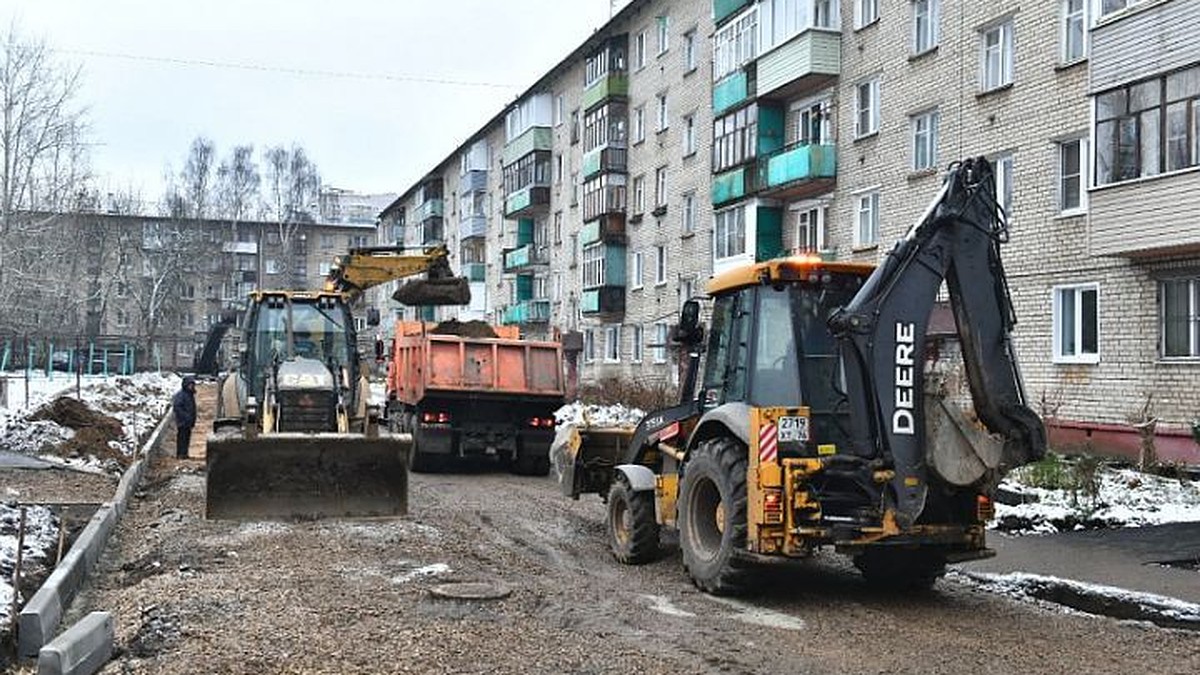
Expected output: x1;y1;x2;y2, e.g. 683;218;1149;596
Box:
415;198;444;222
503;243;549;272
580;214;626;246
713;70;749;116
581;73;629;111
504;186;551;218
712;167;747;205
502;126;553;167
501;299;552;325
765;143;837;187
580;287;626;316
582;146;628;180
713;0;751;24
462;262;486;282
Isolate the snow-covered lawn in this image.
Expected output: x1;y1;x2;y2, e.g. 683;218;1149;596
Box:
0;504;59;629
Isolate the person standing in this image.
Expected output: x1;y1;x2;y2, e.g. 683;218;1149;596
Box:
172;376;197;459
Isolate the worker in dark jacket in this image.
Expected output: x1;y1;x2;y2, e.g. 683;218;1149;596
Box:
172;376;198;459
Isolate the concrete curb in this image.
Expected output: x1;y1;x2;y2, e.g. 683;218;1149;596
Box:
17;413;171;658
37;612;114;675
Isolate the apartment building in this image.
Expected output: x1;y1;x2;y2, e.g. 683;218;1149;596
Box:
382;0;1200;461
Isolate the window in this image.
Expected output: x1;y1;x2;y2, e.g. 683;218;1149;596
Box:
554;211;563;243
585;40;626;88
655;245;667;285
1162;277;1200;358
115;281;128;298
656;15;670;55
682;114;696;156
320;234;334;248
657;93;669;132
502;151;551;193
115;309;129;328
583;329;596;363
1096;67;1200;184
854;77;880;138
554;154;564;185
631;324;644;363
655;167;668;208
714;205;746;260
634;30;647;69
791;99;830;145
554;272;563;302
793;204;828;253
634;106;646;143
684;30;697;71
632;175;645;214
180;282;195;299
1100;0;1144;18
631;250;644;289
653;322;669;364
679;278;695;309
912;0;939;54
712;104;759;172
570;109;580;145
1058;138;1086;213
604;325;621;362
911;109;939;170
1062;0;1087;63
855;190;880;247
712;4;758;82
265;259;283;275
981;21;1014;91
583;101;628;152
1053;284;1099;363
533;276;548;300
682;191;696;235
582;243;607;288
993;154;1014;223
855;0;879;28
582;173;627;222
555;95;564;126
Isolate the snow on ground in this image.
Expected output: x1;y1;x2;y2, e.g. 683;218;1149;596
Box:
554;401;645;427
993;465;1200;534
0;503;59;629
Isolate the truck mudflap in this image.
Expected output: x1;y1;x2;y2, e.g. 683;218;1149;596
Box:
205;432;411;520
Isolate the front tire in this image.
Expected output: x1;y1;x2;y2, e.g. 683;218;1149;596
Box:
678;437;752;594
607;474;659;564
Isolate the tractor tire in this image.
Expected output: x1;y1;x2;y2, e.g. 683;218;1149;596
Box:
408;427;441;474
607;474;659;565
678;436;753;595
512;453;551;476
853;548;946;591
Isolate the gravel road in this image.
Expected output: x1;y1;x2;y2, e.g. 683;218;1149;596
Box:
54;458;1196;674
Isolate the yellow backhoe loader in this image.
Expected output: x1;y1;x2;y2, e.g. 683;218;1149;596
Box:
205;246;470;520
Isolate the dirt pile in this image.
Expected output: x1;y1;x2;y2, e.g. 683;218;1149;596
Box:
29;396;129;466
432;319;497;339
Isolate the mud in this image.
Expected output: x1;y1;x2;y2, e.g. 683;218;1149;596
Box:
29;396;129;466
431;319;497;339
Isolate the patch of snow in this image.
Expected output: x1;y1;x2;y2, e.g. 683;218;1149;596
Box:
391;563;451;584
641;594;696;618
704;595;807;631
1;503;60;629
554;401;645;428
993;466;1200;534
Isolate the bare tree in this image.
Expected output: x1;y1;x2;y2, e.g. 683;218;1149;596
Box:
216;144;260;221
0;25;90;334
262;143;320;246
115;218;207;348
165;135;217;219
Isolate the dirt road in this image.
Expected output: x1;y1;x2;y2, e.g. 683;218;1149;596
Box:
61;439;1199;674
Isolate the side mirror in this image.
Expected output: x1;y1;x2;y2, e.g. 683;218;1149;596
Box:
674;299;704;345
366;307;381;327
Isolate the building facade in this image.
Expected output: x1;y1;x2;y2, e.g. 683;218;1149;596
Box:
381;0;1200;460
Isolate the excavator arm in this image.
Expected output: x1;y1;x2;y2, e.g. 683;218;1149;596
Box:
324;245;470;306
830;157;1046;527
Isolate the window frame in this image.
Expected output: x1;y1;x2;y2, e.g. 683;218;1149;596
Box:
635;30;647;70
656;15;670;56
657;92;669;132
682;113;696;156
1058;137;1088;214
631;250;645;290
655;245;667;286
684;30;697;72
655;166;668;207
1062;0;1088;64
855;0;880;29
1160;276;1200;359
981;20;1015;92
854;77;881;139
854;189;880;248
911;109;940;171
632;175;646;214
631;324;645;363
604;324;622;363
912;0;939;55
653;322;669;364
1052;282;1101;364
792;202;829;254
992;153;1014;224
682;191;697;235
714;204;747;261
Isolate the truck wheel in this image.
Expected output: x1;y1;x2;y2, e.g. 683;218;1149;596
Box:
853;548;946;591
607;474;659;564
678;436;752;594
408;428;441;474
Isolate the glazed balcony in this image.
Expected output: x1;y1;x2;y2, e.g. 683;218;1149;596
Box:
504;185;551;218
581;287;626;317
582;145;628;180
580;214;626;246
415;198;444;223
581;73;629;112
459;215;488;240
461;169;488;193
502;126;553;167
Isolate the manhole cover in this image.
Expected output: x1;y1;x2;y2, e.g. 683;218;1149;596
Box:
429;581;513;600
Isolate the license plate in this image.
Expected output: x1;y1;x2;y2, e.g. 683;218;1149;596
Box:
777;416;809;443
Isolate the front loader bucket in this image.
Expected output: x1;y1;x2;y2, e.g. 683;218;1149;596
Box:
205;432;411;520
392;277;471;306
552;424;635;499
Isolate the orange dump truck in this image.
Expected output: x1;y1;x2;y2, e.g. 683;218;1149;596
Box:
385;320;565;474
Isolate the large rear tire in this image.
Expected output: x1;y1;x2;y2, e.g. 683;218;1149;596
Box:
853;548;946;591
607;474;659;564
678;436;752;594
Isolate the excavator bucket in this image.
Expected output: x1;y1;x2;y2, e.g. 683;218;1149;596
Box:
392;277;471;306
205;432;411;520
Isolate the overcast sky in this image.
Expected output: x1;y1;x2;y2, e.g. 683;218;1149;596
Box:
3;0;623;201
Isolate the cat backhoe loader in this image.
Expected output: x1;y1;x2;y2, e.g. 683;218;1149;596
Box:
554;157;1046;593
205;246;470;519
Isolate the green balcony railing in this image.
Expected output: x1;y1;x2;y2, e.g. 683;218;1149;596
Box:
502;126;553;166
501;299;551;325
462;262;486;282
415;198;444;222
764;143;837;188
581;73;629;111
504;186;550;217
503;243;548;271
713;70;750;116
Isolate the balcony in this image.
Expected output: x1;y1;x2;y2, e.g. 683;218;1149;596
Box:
712;164;763;206
713;67;753;116
501;299;551;325
503;243;549;272
415;198;444;223
462;169;488;193
581;287;626;317
421;219;445;245
502;126;553;167
582;145;628;180
760;143;837;201
504;185;551;217
581;73;629;112
714;0;752;24
222;242;258;255
462;262;487;282
1090;170;1200;257
580;214;626;246
756;29;840;100
459;214;488;240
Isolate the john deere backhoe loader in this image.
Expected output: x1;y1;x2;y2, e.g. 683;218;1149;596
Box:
205;246;470;519
555;157;1046;593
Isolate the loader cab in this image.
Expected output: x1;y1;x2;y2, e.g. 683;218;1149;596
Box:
243;292;358;400
699;258;872;453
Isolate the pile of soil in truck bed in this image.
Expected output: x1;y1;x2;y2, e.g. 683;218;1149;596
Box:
431;320;498;339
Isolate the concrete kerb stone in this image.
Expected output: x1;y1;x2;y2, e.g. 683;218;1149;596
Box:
37;612;114;675
16;411;171;658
